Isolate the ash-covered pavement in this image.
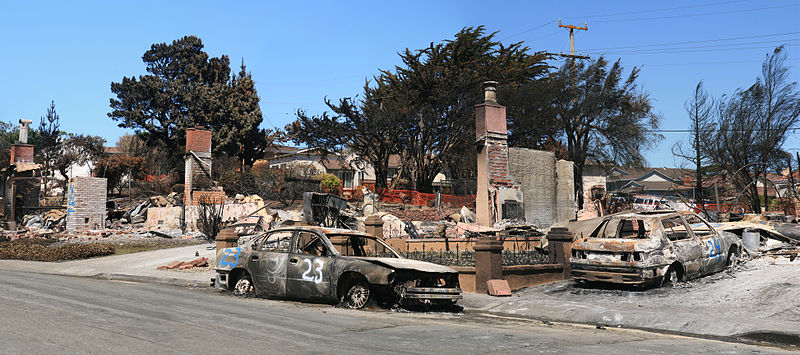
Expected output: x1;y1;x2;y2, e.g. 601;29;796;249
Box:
464;256;800;347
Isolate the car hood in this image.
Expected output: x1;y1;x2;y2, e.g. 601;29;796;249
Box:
354;257;458;274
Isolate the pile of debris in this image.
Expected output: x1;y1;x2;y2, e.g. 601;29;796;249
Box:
157;257;209;270
22;209;67;231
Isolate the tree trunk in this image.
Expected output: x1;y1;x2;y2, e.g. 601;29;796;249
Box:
574;159;585;210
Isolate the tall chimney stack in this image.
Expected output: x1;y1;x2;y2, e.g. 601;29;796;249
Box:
475;81;523;226
18;119;32;144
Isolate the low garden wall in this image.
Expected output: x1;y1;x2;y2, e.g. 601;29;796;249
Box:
454;264;564;293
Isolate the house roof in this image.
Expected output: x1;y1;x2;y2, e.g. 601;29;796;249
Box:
320;158;351;171
104;146;122;154
608;167;692;182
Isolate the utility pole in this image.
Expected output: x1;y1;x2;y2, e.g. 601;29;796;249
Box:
558;19;589;59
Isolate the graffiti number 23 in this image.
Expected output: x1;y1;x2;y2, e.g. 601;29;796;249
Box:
301;259;324;284
220;247;242;267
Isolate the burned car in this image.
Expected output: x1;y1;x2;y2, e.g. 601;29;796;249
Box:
214;226;462;309
570;211;741;286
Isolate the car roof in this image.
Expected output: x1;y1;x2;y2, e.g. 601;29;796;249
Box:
604;210;694;220
268;225;373;237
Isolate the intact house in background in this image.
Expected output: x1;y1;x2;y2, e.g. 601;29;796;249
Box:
606;167;694;198
265;146;402;198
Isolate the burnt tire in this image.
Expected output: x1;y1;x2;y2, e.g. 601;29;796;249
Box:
233;274;254;297
340;281;370;309
662;265;680;287
725;248;739;268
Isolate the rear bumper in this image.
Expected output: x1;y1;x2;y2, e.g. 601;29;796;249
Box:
402;287;463;301
570;264;662;285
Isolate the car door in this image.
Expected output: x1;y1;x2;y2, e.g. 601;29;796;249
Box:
684;214;726;274
661;216;704;278
286;230;334;301
248;230;292;297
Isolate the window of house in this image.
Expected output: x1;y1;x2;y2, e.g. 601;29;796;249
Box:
336;171;354;188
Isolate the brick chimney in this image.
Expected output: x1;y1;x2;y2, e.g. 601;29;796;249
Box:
184;127;214;206
10;119;34;164
475;82;523;226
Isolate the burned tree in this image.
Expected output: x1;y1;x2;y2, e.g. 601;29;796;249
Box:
706;46;800;213
672;81;716;205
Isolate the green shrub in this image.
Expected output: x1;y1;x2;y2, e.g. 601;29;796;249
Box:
319;174;341;191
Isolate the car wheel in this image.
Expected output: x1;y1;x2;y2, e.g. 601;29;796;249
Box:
341;281;370;309
662;266;680;287
725;248;738;268
233;274;254;297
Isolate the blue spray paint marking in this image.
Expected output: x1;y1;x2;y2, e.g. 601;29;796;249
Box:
66;184;76;216
706;236;722;262
220;247;242;267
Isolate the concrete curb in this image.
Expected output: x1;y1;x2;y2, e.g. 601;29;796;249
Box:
461;307;800;350
92;273;213;288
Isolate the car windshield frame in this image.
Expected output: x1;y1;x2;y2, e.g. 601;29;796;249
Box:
590;217;655;239
325;233;403;258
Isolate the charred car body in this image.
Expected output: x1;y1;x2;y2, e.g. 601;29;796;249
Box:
570;211;741;286
213;226;462;309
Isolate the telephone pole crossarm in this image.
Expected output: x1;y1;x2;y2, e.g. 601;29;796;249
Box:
558;19;589;57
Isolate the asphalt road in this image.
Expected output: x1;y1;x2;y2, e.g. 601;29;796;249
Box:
0;270;790;354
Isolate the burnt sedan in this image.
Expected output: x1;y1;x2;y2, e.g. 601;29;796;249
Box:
213;226;462;309
570;211;741;286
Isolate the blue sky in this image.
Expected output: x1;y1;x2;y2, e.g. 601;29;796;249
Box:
1;0;798;168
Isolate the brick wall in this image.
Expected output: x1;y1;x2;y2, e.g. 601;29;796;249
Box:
66;177;107;231
186;128;212;153
486;139;513;187
10;144;34;164
192;190;225;205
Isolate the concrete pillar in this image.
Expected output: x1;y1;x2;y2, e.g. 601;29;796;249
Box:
364;214;383;238
216;228;239;253
474;236;504;294
546;227;573;278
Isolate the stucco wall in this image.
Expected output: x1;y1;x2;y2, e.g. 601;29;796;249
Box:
508;148;575;228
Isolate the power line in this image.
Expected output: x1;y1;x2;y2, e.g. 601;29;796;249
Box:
590;39;800;55
591;4;798;23
637;60;763;67
581;31;799;51
587;42;798;56
565;0;753;20
530;30;561;42
646;127;800;133
500;20;557;41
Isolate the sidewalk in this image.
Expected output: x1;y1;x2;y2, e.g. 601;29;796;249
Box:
0;243;217;287
461;258;800;348
1;245;797;347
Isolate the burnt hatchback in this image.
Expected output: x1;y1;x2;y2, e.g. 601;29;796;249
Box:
570;211;741;286
213;226;462;309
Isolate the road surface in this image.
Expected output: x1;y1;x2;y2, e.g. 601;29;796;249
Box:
0;269;790;354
